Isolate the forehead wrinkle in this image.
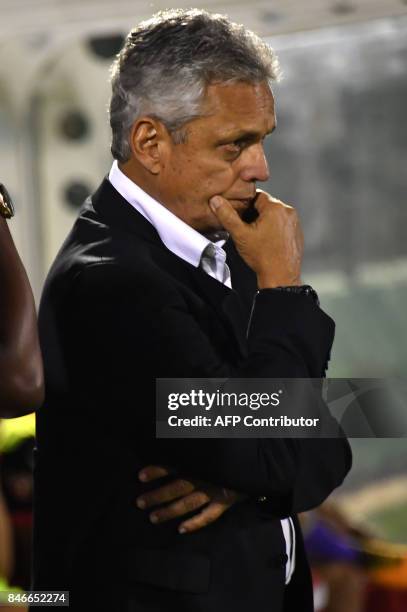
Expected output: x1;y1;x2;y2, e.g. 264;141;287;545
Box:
207;98;274;124
214;116;276;143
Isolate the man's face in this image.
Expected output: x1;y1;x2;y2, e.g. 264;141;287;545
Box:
157;80;276;233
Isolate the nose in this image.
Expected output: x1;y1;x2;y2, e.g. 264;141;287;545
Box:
239;143;270;183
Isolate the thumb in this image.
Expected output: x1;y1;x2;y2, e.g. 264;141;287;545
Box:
209;196;246;238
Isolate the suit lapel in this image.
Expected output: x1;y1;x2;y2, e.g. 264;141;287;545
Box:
224;239;258;312
148;245;249;359
188;265;249;359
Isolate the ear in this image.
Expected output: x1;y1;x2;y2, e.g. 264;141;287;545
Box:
129;117;170;175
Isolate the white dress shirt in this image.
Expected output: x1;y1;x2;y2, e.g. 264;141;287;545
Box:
108;160;295;584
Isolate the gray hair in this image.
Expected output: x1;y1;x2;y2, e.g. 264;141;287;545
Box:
109;8;281;163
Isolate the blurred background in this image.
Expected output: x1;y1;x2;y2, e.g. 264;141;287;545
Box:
0;1;406;610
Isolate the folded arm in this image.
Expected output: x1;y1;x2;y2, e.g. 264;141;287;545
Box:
72;263;351;516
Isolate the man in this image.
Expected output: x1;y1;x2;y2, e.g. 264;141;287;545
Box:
33;9;351;611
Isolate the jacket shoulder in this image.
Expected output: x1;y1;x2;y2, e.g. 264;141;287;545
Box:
41;198;186;310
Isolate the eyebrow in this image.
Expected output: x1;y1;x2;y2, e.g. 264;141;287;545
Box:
216;124;276;146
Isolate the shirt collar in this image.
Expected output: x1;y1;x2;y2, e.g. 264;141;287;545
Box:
109;160;213;268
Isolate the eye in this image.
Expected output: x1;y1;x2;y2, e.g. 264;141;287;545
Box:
223;141;245;157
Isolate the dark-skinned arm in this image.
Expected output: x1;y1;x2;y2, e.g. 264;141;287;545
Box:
0;215;44;417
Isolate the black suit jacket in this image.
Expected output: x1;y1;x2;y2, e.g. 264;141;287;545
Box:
33;178;352;611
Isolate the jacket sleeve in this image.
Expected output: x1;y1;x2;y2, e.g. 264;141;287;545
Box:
69;263;352;513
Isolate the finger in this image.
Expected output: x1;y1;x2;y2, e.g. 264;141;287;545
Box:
178;501;228;534
149;491;210;524
254;190;294;215
137;478;195;509
208;195;247;238
138;465;171;482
